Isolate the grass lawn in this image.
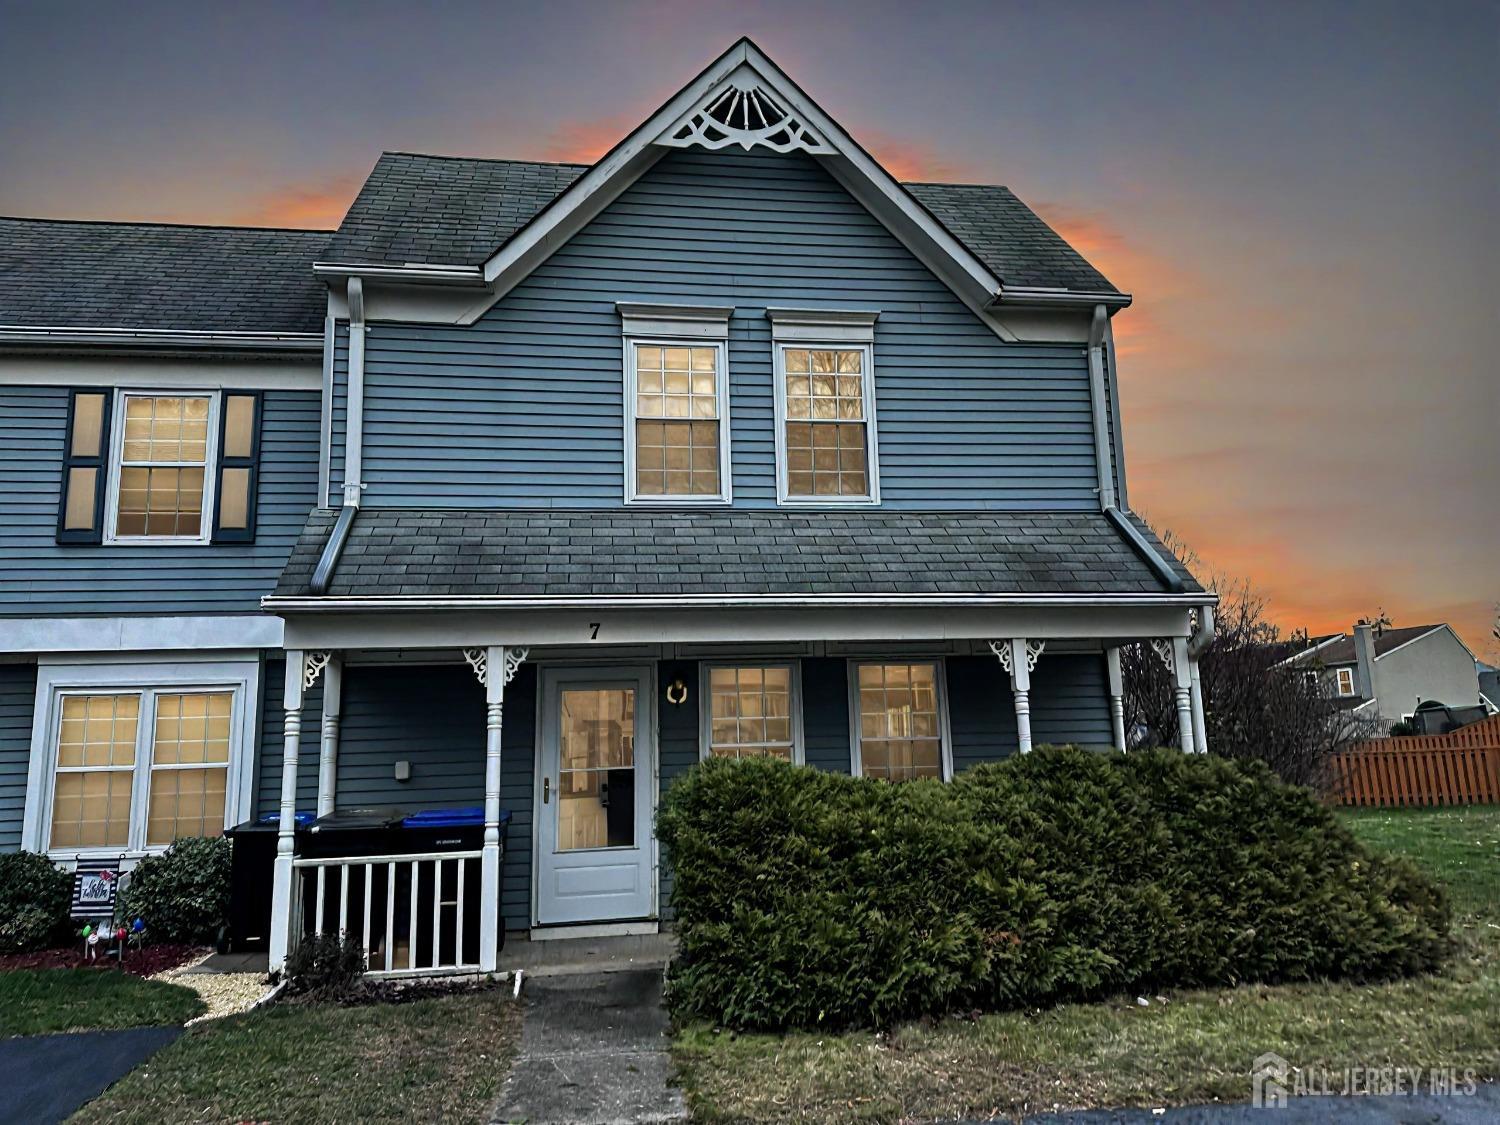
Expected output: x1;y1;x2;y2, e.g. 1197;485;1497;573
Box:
0;969;204;1038
74;985;521;1124
672;804;1500;1123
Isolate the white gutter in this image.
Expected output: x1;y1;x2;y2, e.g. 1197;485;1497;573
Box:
0;325;322;351
312;262;485;285
995;287;1133;309
263;591;1215;613
342;277;366;508
1087;304;1117;509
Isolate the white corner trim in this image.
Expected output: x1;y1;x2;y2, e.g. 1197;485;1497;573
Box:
21;657;262;858
766;308;879;343
3;615;284;655
616;303;733;338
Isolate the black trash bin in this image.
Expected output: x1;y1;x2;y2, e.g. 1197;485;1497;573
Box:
224;811;312;953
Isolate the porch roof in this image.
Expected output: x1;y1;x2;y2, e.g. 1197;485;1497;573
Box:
271;508;1201;603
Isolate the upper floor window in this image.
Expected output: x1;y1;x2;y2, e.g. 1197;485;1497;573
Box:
619;303;732;504
57;388;261;546
1335;667;1356;696
768;309;880;505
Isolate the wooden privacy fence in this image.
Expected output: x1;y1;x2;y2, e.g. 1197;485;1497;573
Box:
1332;715;1500;808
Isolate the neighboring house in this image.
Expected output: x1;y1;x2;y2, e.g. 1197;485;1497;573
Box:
1478;663;1499;715
0;40;1212;975
1289;622;1485;733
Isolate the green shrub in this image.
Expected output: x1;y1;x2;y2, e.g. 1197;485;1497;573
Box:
657;748;1452;1031
0;851;73;954
118;836;232;944
284;932;366;1000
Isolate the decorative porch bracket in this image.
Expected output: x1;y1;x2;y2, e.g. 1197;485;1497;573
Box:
990;639;1045;754
1150;637;1197;754
471;645;528;972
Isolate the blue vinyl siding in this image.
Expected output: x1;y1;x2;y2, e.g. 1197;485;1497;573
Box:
0;386;321;616
340;148;1100;510
801;658;852;773
656;659;699;920
0;663;37;852
948;652;1114;763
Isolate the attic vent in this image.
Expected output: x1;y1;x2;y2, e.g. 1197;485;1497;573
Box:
660;78;834;156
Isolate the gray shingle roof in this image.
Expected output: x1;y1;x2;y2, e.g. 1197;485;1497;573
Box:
320;153;586;266
274;509;1199;599
1312;625;1447;666
319;152;1118;293
0;218;330;334
903;183;1117;293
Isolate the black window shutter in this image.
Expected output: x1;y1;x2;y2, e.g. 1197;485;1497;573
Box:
212;391;261;543
56;390;111;544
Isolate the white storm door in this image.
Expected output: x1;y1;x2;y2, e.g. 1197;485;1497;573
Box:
535;667;655;925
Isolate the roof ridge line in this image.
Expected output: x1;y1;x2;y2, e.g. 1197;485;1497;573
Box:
379;150;590;170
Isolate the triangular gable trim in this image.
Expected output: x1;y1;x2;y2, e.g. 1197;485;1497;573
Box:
453;38;1007;328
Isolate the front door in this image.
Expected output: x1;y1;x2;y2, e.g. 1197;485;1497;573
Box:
535;666;655;926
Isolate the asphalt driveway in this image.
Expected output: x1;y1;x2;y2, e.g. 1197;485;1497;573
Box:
0;1025;182;1125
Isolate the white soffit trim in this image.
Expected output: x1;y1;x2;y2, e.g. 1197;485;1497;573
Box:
766;307;879;343
446;39;1004;327
617;302;733;337
0;352;321;390
264;592;1210;612
0;326;322;351
3;615;284;655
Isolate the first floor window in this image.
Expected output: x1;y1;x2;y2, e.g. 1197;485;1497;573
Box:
1335;667;1356;696
40;678;244;855
705;665;797;760
112;393;215;540
854;662;946;781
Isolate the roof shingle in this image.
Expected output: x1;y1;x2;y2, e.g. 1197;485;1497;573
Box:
0;218;330;334
273;509;1199;599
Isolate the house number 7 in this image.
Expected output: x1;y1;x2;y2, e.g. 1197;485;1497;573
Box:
589;622;600;640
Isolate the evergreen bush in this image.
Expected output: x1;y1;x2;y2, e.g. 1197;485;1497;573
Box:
0;851;73;953
118;835;232;944
657;747;1451;1031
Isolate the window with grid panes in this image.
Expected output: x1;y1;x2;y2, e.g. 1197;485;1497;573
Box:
782;347;870;498
631;343;724;498
706;666;796;759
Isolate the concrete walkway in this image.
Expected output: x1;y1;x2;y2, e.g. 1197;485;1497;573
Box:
492;968;685;1125
0;1025;182;1125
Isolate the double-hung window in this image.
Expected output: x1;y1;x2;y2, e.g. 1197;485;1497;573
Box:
701;664;801;762
850;661;950;781
25;663;256;857
769;309;880;504
619;304;732;504
1335;667;1356;696
57;388;262;545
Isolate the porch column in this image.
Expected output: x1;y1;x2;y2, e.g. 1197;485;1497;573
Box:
269;651;306;972
1105;647;1127;751
316;656;343;818
991;639;1045;754
466;645;527;974
1188;656;1209;755
1149;638;1196;753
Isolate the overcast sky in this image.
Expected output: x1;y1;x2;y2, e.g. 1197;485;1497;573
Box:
3;0;1495;656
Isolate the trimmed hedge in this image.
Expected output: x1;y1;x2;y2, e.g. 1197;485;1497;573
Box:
657;747;1451;1031
118;836;232;944
0;851;73;954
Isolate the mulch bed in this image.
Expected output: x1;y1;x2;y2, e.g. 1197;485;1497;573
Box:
0;942;205;978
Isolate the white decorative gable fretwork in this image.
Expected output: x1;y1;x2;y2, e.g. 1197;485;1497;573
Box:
658;73;834;156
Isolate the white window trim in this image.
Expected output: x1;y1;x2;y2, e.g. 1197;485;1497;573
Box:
103;388;221;545
22;659;260;861
846;658;953;781
768;310;881;507
623;335;732;505
697;660;805;764
1335;667;1356;696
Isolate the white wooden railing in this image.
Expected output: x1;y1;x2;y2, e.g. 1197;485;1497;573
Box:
291;851;484;977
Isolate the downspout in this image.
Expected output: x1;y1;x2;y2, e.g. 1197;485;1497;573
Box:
1087;304;1117;509
310;277;364;595
1101;309;1128;511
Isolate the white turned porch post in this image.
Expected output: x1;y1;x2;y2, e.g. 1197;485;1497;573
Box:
1171;637;1196;754
269;651;306;972
991;639;1044;754
1188;656;1208;755
316;656;343;818
466;645;526;974
1105;647;1127;751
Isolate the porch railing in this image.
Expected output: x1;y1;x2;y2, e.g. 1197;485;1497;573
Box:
291;851;484;976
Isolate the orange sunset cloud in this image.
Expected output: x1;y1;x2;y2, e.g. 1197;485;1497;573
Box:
232;174;364;229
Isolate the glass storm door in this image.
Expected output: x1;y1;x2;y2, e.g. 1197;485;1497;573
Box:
535;667;655;925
